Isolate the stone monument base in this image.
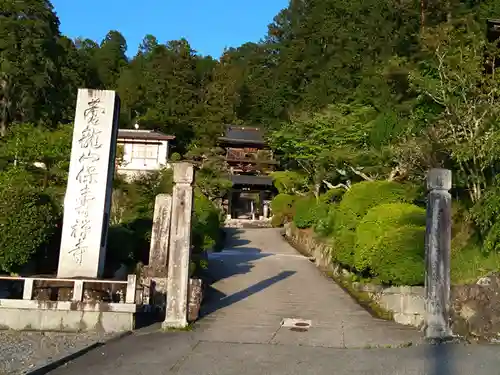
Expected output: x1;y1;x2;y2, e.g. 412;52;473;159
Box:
0;275;144;333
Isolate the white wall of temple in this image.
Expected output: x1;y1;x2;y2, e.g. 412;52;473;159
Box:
116;139;170;179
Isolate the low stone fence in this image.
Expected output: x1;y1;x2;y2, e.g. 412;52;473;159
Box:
225;218;273;229
0;275;142;332
283;223;426;328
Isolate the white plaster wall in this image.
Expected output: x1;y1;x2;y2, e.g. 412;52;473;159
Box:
117;139;170;177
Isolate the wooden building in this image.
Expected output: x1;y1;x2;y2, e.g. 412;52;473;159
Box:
218;126;278;220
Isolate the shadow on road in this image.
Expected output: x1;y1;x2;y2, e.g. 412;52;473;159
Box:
223;228;251;248
199;270;296;318
425;342;456;375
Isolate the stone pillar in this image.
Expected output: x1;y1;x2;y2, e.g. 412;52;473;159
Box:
163;163;194;329
227;189;233;220
263;203;269;219
141;194;172;309
58;89;120;278
425;168;453;340
148;194;172;272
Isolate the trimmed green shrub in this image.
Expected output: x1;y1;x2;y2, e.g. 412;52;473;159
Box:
271;171;308;194
0;187;58;272
293;196;328;229
270;193;296;226
332;181;416;268
354;203;426;272
192;192;223;252
370;226;425;285
314;206;337;237
319;188;345;204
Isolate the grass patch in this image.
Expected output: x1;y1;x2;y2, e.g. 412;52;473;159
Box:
162;323;194;332
451;243;500;285
327;271;394;321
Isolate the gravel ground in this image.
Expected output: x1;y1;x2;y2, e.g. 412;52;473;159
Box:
0;331;113;375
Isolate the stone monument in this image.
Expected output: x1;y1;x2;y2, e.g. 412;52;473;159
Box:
163;163;194;328
424;168;453;340
141;194;173;310
58;89;120;278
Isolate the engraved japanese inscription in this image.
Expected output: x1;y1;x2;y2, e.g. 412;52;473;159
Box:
58;89;119;278
69;98;105;264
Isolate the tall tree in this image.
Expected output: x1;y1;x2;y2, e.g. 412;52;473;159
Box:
94;30;128;89
0;0;61;135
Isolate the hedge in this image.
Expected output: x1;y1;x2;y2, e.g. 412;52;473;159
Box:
354;203;426;272
369;225;425;285
332;181;416;267
293;196;328;229
270;193;296;227
0;188;58;272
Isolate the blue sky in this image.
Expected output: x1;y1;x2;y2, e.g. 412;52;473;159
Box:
51;0;289;58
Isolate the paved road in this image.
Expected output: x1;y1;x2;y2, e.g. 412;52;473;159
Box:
195;228;420;348
48;228;499;374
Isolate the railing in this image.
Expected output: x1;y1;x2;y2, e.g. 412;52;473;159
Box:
0;275;140;311
226;149;276;164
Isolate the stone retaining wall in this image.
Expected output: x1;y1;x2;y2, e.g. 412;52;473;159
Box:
284;224;425;328
284;223;500;342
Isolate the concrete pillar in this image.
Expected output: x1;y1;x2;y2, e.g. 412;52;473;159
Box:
163;163;194;329
425;168;453;341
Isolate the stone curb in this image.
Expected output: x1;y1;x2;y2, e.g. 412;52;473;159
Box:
26;331;133;375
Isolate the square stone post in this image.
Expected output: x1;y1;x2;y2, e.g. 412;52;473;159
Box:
425;168;453;340
141;194;172;309
58;89;120;278
148;194;172;272
163;163;194;329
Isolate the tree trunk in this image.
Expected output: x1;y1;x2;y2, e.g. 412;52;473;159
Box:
420;0;426;32
0;77;9;137
0;117;5;137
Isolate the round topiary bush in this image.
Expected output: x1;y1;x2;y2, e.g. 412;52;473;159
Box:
293;196;328;229
331;181;417;269
370;225;425;286
0;188;58;273
354;203;426;272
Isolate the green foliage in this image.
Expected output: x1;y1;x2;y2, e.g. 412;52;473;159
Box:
451;240;500;285
270;193;296;226
332;181;416;267
471;182;500;253
369;226;425;286
170;152;181;162
314;206;337;238
293;196;328;229
0;123;72;191
271;171;308;194
0;179;58;272
192;192;224;252
185;148;232;201
106;226;137;267
354;203;426;272
321;189;345;203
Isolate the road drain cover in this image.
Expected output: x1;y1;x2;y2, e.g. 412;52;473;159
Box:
281;318;312;330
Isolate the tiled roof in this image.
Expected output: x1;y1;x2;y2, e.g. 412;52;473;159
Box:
230;174;273;186
219;126;265;144
118;129;175;141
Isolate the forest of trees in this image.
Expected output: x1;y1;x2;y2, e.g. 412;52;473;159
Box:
3;0;500;281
